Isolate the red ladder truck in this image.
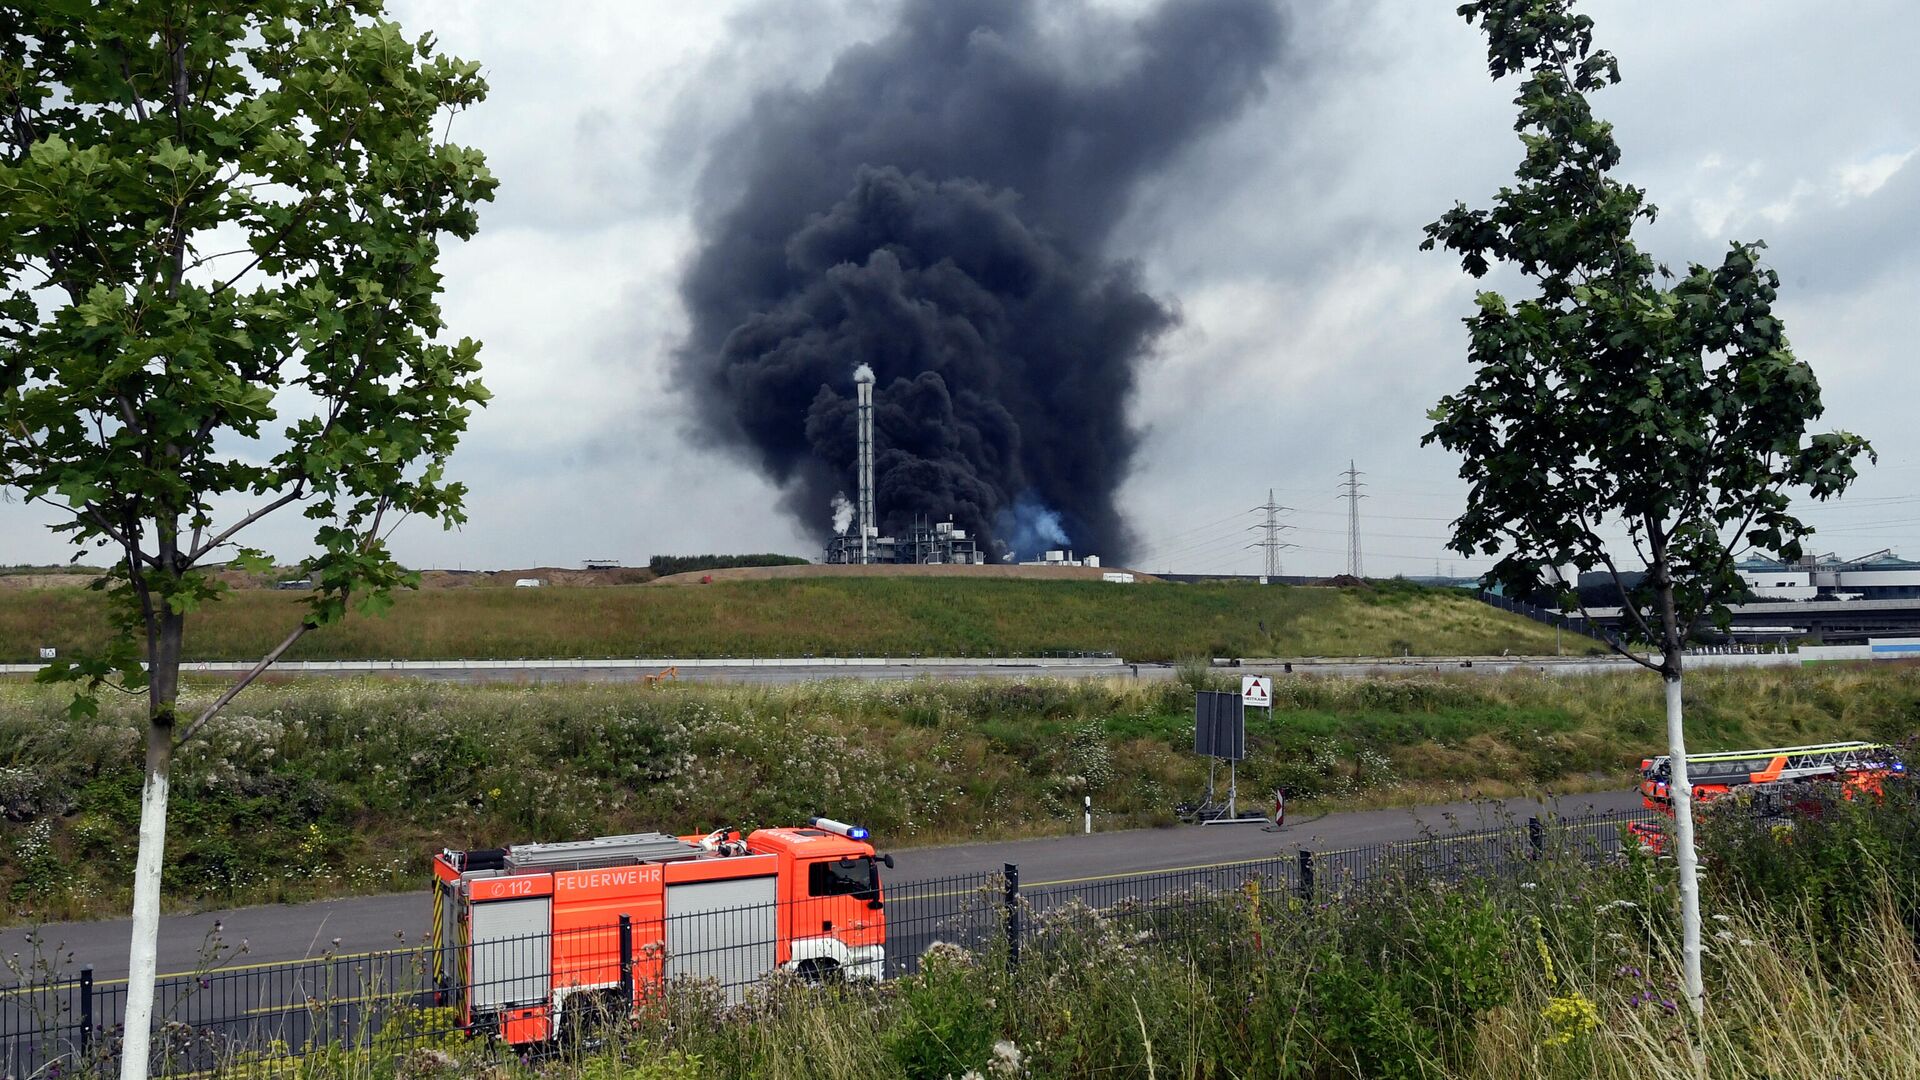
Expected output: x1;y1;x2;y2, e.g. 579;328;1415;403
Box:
430;817;892;1045
1628;741;1903;852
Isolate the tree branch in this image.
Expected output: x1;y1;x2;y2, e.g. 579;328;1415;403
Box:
115;51;151;125
172;621;308;747
1571;513;1659;647
175;496;390;748
185;487;306;563
183;284;399;565
1570;591;1661;672
210;120;358;297
1558;515;1663;671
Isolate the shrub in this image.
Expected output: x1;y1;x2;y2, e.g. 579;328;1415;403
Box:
888;946;996;1080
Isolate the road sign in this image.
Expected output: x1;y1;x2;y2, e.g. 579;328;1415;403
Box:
1241;675;1272;708
1193;691;1245;760
37;647;54;660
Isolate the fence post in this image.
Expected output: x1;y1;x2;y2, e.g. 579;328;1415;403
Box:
79;964;94;1059
1003;862;1021;972
1297;849;1314;903
1528;816;1545;860
618;915;634;1009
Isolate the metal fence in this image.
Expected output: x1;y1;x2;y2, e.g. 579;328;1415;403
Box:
1476;590;1619;647
1;809;1657;1076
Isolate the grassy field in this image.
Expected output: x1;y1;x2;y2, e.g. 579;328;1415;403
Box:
0;577;1574;663
0;664;1913;924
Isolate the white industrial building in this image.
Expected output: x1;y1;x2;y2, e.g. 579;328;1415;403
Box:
1019;549;1100;568
1738;551;1920;602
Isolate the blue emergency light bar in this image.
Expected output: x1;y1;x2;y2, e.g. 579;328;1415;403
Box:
810;816;869;840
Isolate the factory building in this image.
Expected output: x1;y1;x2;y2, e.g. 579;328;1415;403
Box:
1738;550;1920;601
1019;550;1100;568
822;366;987;565
825;517;986;565
819;366;1102;568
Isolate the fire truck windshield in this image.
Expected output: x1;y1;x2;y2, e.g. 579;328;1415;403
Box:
809;857;879;900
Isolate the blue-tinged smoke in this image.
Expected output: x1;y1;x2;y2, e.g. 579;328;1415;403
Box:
995;492;1073;562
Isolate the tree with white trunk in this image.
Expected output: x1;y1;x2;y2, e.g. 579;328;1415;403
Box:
0;3;492;1075
1422;0;1871;1017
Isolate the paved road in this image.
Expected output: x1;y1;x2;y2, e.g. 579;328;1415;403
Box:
0;789;1641;985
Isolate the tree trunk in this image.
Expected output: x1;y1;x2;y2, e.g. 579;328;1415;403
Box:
1662;654;1706;1018
1640;540;1704;1025
1645;524;1705;1019
120;614;181;1080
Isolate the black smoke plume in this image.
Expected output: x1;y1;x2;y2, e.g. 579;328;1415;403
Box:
678;0;1284;561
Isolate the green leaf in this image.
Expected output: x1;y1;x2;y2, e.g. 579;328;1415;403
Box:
1;2;493;719
1423;0;1871;645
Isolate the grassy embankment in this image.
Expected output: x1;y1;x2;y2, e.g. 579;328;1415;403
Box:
1;664;1914;924
0;578;1574;662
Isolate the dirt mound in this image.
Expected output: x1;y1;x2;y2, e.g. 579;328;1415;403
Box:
648;563;1159;586
0;573;96;590
416;567;655;588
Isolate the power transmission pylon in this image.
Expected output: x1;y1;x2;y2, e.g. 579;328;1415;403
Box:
1338;461;1366;578
1247;489;1295;578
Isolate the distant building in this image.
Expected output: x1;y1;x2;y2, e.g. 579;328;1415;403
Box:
825;518;986;565
1020;549;1100;568
1737;550;1920;601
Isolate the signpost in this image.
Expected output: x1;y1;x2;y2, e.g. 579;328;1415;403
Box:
1191;688;1264;825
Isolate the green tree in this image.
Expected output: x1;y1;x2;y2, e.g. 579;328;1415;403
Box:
1421;0;1870;1013
0;3;493;1074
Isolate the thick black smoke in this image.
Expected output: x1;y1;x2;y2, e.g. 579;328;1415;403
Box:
679;0;1284;561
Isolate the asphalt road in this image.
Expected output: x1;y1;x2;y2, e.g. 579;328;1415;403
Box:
0;789;1642;986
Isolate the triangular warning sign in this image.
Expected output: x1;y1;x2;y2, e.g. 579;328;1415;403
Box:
1243;675;1270;705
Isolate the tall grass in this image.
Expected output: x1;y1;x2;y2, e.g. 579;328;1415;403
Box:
0;578;1574;662
0;666;1913;924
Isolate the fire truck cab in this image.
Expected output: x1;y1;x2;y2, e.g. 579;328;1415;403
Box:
431;817;890;1044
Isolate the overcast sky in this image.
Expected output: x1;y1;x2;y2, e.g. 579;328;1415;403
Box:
3;0;1915;577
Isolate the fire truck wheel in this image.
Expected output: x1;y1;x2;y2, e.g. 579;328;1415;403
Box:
795;958;843;985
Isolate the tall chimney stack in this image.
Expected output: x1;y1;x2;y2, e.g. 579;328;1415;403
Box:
854;365;876;564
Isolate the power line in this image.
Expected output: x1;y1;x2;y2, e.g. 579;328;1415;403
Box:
1339;460;1366;578
1247;489;1296;578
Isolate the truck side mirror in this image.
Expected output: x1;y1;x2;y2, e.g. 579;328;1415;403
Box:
881;853;895;869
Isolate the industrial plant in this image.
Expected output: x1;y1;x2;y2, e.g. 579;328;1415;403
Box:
822;365;987;566
820;366;1091;568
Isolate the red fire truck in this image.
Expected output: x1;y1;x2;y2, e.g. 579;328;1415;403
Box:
431;817;892;1044
1628;741;1903;851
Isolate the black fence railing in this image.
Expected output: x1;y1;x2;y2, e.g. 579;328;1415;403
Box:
1;808;1659;1076
1476;590;1619;647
